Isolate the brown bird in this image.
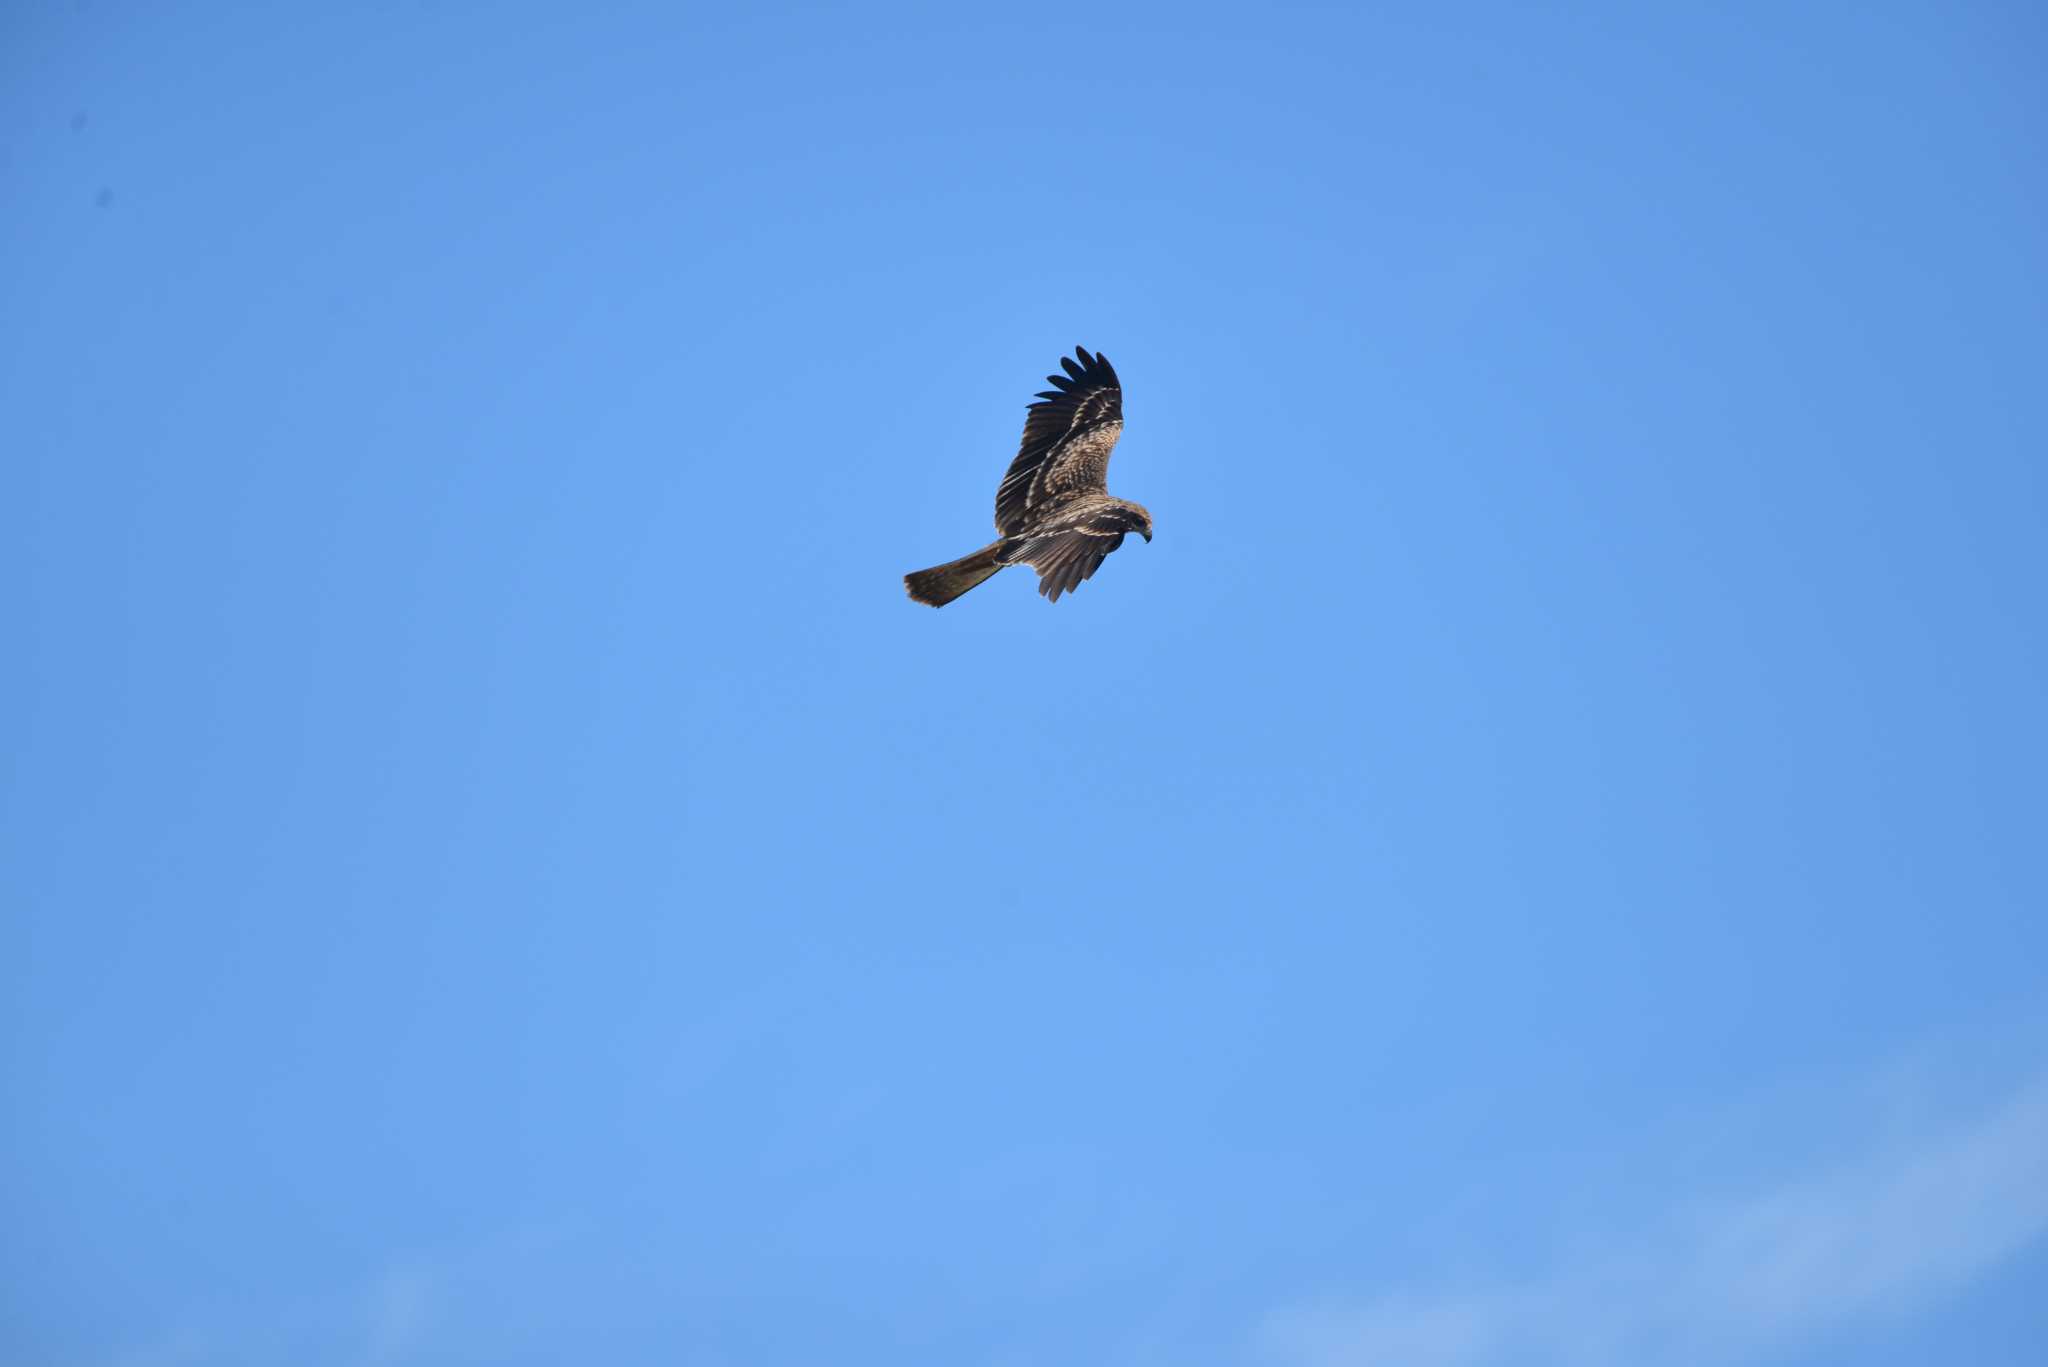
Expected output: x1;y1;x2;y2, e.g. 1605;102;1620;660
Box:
905;346;1152;607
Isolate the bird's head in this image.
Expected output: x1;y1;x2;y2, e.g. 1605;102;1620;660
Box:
1128;503;1154;542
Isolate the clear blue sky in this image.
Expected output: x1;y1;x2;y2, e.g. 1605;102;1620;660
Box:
5;3;2045;1364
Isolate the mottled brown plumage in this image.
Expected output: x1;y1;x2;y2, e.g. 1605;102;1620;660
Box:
905;347;1153;606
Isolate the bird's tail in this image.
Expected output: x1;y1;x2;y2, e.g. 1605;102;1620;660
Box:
905;541;1007;607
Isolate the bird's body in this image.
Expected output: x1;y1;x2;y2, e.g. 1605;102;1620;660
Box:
905;347;1151;606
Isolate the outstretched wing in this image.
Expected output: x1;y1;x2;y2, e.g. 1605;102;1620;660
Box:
997;501;1142;602
994;347;1123;536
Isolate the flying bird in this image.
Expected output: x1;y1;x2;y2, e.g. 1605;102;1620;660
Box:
905;346;1152;607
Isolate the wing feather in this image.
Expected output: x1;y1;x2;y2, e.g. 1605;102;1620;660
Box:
994;346;1124;536
995;499;1143;601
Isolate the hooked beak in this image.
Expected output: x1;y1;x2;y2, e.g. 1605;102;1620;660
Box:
1141;528;1153;542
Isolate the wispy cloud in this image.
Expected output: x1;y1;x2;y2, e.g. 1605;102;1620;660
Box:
1261;1063;2048;1367
83;1231;550;1367
355;1260;433;1367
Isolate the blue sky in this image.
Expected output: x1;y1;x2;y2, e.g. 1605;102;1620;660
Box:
4;2;2044;1364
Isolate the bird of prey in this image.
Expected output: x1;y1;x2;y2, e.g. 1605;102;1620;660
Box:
905;346;1152;607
